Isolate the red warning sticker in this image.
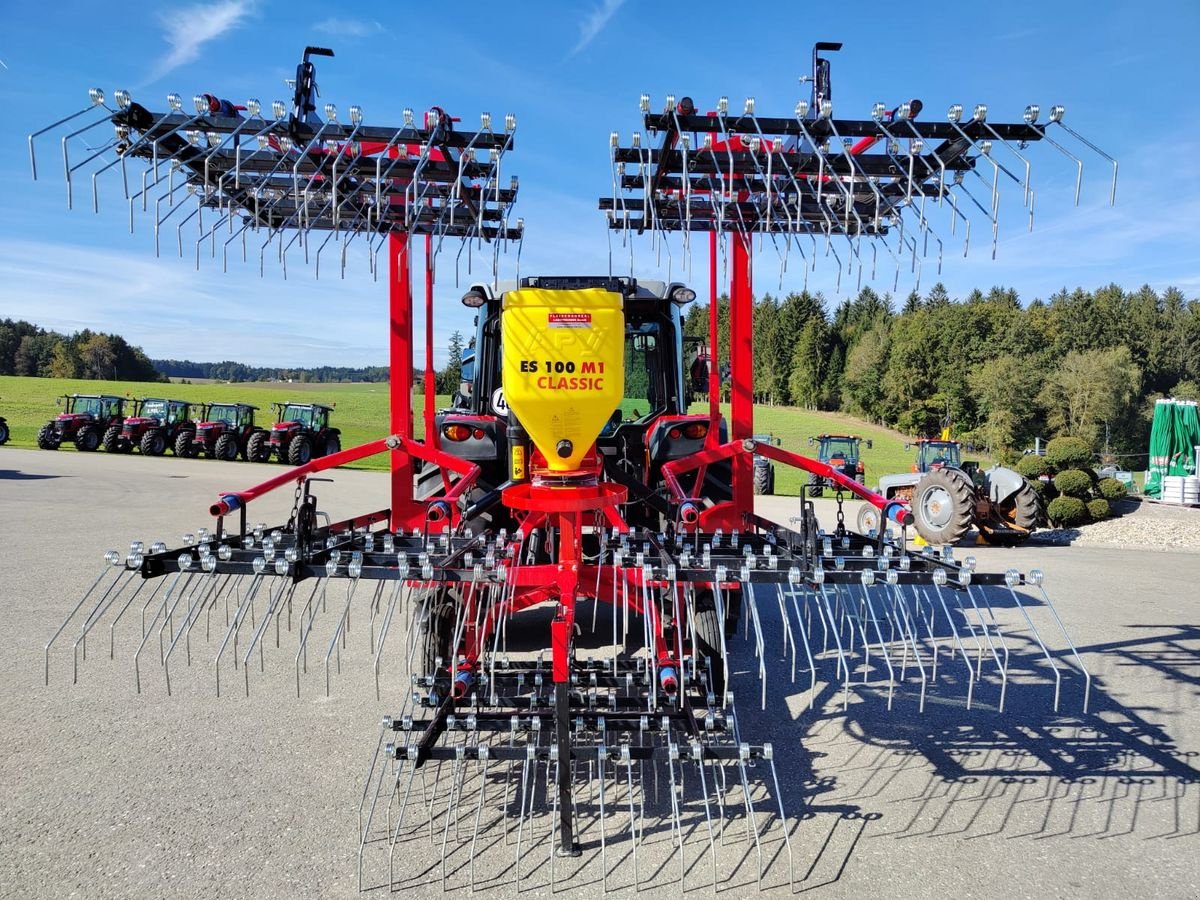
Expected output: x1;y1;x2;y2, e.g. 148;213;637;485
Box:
547;312;592;329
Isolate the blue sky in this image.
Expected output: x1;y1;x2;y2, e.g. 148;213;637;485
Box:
1;1;1198;367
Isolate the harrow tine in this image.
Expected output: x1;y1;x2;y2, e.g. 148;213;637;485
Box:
46;550;124;684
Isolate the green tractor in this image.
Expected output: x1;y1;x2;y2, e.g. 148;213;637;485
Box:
805;433;870;497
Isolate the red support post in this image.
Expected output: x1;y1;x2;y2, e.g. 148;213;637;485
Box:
424;232;438;451
389;232;414;531
729;231;754;515
707;229;720;448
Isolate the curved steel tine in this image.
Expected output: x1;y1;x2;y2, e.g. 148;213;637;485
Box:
29;95;113;180
60;114;115;209
1050;112;1118;205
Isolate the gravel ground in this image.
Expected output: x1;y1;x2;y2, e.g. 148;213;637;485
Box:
1033;499;1200;552
3;449;1199;899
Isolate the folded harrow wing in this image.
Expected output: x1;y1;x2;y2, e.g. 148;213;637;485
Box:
38;43;1104;893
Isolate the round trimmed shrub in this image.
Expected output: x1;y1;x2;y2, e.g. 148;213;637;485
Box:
1047;495;1089;527
1053;468;1093;499
1016;454;1053;479
1087;498;1111;520
1098;477;1127;500
1045;436;1093;471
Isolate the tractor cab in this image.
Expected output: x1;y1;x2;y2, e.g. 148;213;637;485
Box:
272;402;330;431
58;394;124;423
912;439;963;473
203;402;257;430
127;398;192;427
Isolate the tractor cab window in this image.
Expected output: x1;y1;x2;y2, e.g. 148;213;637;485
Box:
105;399;121;418
141;399;166;420
313;409;328;430
76;397;101;417
281;405;312;427
622;323;664;421
822;437;859;464
210;405;237;426
919;442;961;470
166;403;187;424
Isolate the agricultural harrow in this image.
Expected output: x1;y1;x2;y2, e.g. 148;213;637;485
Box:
37;44;1109;892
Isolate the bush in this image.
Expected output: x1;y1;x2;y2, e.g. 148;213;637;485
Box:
1087;498;1111;520
1045;436;1093;471
1098;477;1127;500
1053;468;1093;499
1016;454;1053;479
1047;495;1089;527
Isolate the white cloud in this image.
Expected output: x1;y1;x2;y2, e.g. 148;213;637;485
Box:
147;1;256;83
314;18;385;38
570;0;625;56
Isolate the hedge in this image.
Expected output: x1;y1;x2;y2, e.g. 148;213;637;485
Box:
1087;498;1111;520
1047;495;1089;527
1098;477;1127;500
1053;468;1093;499
1045;436;1093;471
1016;454;1053;479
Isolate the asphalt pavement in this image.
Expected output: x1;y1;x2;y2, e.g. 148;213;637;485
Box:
1;447;1197;898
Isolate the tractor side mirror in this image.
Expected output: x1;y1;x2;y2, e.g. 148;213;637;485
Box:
807;436;815;446
904;442;911;451
866;439;873;449
773;437;782;446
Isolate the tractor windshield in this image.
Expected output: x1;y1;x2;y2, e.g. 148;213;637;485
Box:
281;405;314;428
918;441;961;470
141;399;167;420
209;404;239;426
821;437;859;464
621;323;664;420
72;397;102;417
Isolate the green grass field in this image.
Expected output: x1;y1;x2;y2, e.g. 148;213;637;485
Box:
0;375;976;492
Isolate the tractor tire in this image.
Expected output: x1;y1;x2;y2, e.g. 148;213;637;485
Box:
0;420;9;446
993;482;1043;543
288;434;313;466
806;473;824;498
276;435;293;464
753;463;774;495
215;433;239;461
36;423;60;450
140;428;167;456
75;427;100;452
174;429;197;458
912;468;975;546
102;424;122;452
246;431;270;463
692;589;728;699
856;502;881;535
421;589;460;678
324;434;341;458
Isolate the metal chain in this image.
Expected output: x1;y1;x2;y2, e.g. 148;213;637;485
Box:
835;489;845;535
286;478;304;532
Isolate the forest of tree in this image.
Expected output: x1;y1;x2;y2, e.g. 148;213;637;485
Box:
0;319;163;382
152;358;390;383
683;282;1200;464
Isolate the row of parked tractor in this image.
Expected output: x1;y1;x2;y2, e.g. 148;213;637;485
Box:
33;393;341;465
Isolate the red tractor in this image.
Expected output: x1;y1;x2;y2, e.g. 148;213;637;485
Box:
247;402;340;465
104;398;197;456
37;394;126;451
175;402;263;460
804;433;871;496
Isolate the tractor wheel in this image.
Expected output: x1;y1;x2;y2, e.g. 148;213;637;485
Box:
856;502;881;535
75;427;100;452
36;423;60;450
995;482;1043;542
102;424;122;452
140;428;167;456
325;434;341;457
0;420;9;446
174;429;196;458
421;589;460;678
753;463;774;495
246;431;270;463
215;433;239;461
806;473;824;498
912;468;975;546
288;434;313;466
692;589;728;699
